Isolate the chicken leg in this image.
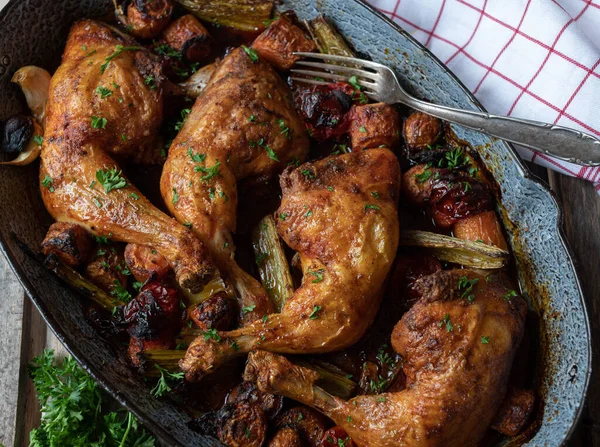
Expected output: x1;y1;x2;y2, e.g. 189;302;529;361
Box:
40;20;214;293
180;148;401;381
244;269;528;447
160;47;310;321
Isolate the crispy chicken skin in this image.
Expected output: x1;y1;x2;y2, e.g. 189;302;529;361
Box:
161;47;310;322
244;269;527;447
180;148;400;382
40;20;214;293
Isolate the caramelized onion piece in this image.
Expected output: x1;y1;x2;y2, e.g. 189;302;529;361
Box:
400;230;509;269
178;60;218;98
11;66;51;124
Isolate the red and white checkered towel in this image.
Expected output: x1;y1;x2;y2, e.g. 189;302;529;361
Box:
369;0;600;194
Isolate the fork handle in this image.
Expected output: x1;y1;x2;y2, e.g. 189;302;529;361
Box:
406;98;600;167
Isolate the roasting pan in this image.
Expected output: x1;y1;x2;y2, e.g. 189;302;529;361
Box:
0;0;590;445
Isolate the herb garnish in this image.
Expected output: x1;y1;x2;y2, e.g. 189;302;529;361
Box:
100;45;142;74
458;276;479;303
242;45;259;62
91;116;107;129
95;85;112;99
308;305;322;320
96;168;127;193
202;328;221;342
151;364;184;398
308;269;325;283
41;175;55;192
439;313;454;332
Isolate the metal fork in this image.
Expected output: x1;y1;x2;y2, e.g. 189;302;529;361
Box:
292;52;600;167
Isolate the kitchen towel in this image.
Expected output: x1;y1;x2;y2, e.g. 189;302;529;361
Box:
368;0;600;193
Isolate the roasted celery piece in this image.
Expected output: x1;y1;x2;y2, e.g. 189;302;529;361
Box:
174;0;274;32
294;358;357;399
178;275;232;307
251;215;294;312
400;230;509;269
306;16;356;57
139;350;185;376
44;255;124;311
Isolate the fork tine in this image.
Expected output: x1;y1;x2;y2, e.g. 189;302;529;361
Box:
293;52;384;70
290;77;331;87
294;61;378;81
290;69;349;83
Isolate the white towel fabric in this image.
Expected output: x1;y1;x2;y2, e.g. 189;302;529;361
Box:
369;0;600;193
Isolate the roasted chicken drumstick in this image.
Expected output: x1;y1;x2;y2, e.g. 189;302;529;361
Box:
161;47;310;321
40;20;214;293
244;269;527;447
180;148;401;381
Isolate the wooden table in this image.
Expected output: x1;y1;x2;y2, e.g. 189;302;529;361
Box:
0;165;597;446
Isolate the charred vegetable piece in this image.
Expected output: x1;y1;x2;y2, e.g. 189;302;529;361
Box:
189;291;237;330
349;103;401;150
228;381;285;420
218;402;267;447
0;116;43;166
429;171;495;228
491;388;535;436
403;111;443;151
138;349;185;375
174;0;274;32
116;0;174;39
276;407;328;446
321;426;356;447
44;254;124;311
400;230;509;269
453;210;509;250
178;60;218;97
129;337;175;368
41;222;94;267
306;16;356;58
269;427;303;447
252;16;317;70
85;247;129;293
178;275;232;307
294;82;355;141
124;243;171;282
294;358;357;399
251;215;294;312
11;66;51;124
161;14;212;63
402;164;437;207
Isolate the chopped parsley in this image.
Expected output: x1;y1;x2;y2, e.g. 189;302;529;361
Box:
439;313;453;332
144;75;157;90
194;160;221;182
308;269;325;283
202;329;221;342
262;315;268;324
359;126;367;133
458;276;479;303
481;336;491;344
364;204;380;211
41;175;55;192
308;305;322;320
33;135;44;146
242;45;259;62
439;147;467;170
505;289;518;301
175;109;192;131
100;45;141;74
415;168;432;184
303;207;313;218
91;116;107;129
154;42;182;60
230;341;240;351
172;188;179;204
301;169;315;179
95;85;112;99
96;168;127;193
278;119;291;139
110;280;132;302
242;304;256;314
371;191;380;199
279;213;288;221
151;364;184;398
187;147;206;163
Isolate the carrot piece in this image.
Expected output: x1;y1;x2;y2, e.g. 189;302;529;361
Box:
453;210;508;250
349;103;401;151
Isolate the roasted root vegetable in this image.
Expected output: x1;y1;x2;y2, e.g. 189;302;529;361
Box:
41;222;94;267
174;0;274;32
305;16;356;58
491;388;535;436
275;406;328;446
115;0;174;39
252;16;317;70
251;215;294;312
403;111;443;150
161;14;212;63
349;103;401;150
44;254;125;311
189;291;237;330
400;230;509;269
85;247;129;293
269;427;303;447
11;66;51;124
453;210;509;250
228;381;285;420
124;243;171;282
0;116;43;166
